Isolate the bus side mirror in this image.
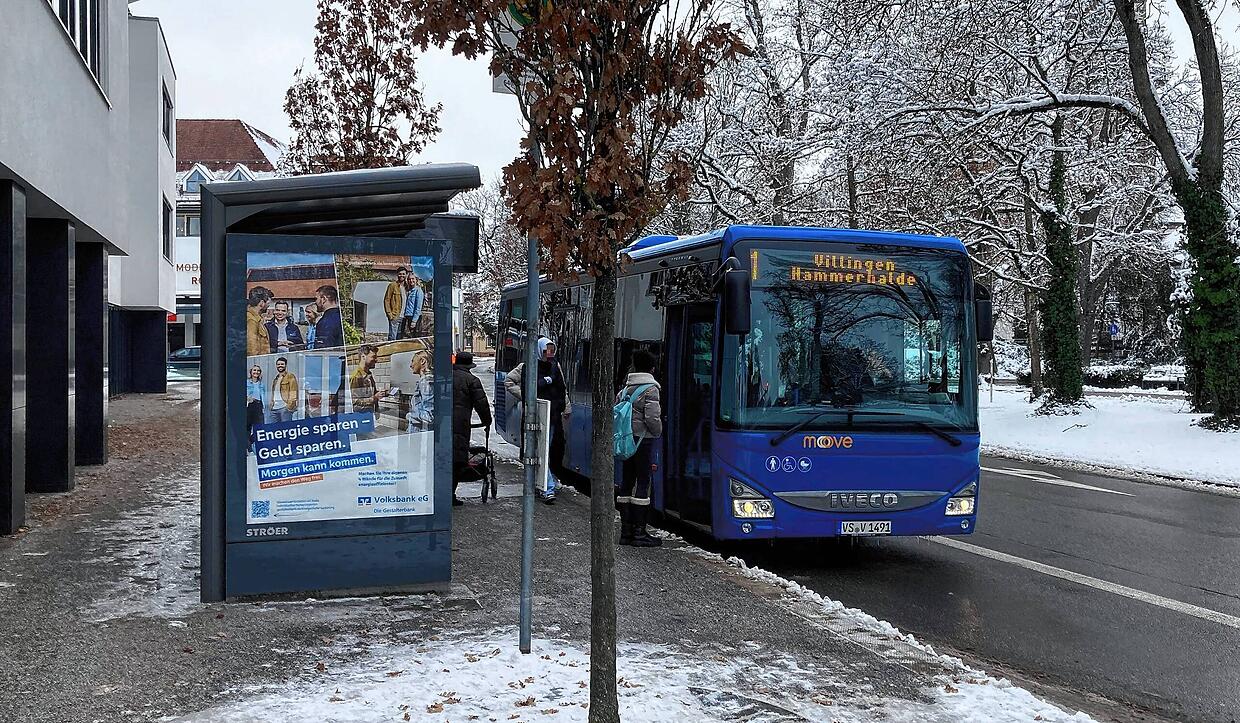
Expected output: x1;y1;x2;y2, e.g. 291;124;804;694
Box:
724;269;751;336
975;283;994;343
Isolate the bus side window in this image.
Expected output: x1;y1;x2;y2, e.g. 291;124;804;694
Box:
498;299;526;373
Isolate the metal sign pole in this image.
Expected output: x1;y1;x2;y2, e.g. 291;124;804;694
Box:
518;138;542;655
491;10;539;655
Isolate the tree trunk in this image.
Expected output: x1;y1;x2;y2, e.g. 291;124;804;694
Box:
1075;192;1103;364
1112;0;1237;421
587;266;620;722
846;156;859;229
1022;194;1044;397
1038;115;1084;404
1173;182;1240;420
1025;291;1044;397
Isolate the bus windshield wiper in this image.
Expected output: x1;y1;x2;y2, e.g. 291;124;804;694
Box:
913;421;962;447
770;407;900;447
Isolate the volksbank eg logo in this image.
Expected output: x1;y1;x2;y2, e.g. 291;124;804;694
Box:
802;434;854;450
357;496;373;506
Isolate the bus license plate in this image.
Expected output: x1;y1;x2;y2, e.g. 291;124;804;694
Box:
840;521;891;535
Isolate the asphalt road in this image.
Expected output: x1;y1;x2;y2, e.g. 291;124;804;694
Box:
731;457;1240;723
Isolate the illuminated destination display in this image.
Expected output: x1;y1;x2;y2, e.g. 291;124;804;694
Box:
755;250;920;287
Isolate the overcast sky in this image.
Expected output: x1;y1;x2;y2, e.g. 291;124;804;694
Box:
130;0;524;180
133;0;1235;182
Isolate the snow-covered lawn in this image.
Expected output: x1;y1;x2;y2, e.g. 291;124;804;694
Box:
168;625;1091;723
981;388;1240;488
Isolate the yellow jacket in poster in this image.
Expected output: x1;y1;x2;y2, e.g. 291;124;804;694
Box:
247;306;270;357
383;281;404;321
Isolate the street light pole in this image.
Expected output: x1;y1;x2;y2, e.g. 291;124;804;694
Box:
518;137;542;655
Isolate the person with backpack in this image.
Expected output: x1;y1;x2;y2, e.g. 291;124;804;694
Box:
615;349;662;547
505;336;571;504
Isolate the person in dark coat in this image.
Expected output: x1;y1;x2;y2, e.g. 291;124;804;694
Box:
452;351;492;506
265;300;305;353
503;336;571;504
313;285;344;349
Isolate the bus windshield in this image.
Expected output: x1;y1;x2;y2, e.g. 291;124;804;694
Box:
719;242;977;431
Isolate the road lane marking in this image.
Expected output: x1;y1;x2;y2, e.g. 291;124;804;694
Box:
931;537;1240;630
982;465;1134;496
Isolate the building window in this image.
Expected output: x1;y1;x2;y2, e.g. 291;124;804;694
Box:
162;198;173;261
162;85;174;151
184;168;208;194
48;0;102;82
177;214;200;237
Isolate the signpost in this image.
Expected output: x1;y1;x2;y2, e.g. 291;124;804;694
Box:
492;6;541;655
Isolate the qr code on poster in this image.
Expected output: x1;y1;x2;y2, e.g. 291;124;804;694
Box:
251;500;271;519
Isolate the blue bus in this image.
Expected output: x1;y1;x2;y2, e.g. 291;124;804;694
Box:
495;225;993;540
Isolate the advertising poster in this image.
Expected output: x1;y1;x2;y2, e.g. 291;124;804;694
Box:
243;251;437;524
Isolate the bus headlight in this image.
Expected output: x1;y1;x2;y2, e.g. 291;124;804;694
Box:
730;479;775;519
732;499;775;519
945;481;977;516
945;496;975;516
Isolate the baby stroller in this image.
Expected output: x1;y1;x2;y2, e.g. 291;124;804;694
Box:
460;423;498;503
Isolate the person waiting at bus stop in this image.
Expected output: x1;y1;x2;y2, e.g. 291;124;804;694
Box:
617;350;663;547
505;336;571;504
452;351;491;507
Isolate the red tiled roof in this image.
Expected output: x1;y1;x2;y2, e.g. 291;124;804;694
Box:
176;119;283;172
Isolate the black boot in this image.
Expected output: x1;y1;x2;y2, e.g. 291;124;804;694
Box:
618;503;636;546
630;504;662;547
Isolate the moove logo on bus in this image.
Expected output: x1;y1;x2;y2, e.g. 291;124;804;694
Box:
802;434;854;450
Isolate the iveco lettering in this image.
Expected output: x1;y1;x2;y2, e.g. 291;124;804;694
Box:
497;226;990;540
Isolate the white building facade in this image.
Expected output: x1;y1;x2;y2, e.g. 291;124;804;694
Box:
0;1;176;533
108;14;178;393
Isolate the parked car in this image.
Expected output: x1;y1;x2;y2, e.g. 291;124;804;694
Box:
168;345;201;378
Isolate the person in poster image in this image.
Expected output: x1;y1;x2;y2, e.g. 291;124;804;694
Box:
314;285;344;349
349;344;388;429
405;350;434;431
266;300;305;353
400;271;425;339
269;356;300;423
385;267;408;341
246;364;268;449
246;286;273;357
304;305;319;348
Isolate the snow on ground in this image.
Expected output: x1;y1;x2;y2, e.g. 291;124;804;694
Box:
980;388;1240;488
167;625;1091;723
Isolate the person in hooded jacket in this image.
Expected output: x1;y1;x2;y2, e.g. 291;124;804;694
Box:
504;336;571;503
452;351;492;506
616;350;663;547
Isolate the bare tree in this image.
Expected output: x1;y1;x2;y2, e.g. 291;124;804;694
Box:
453;178;529;345
280;0;441;174
407;3;743;720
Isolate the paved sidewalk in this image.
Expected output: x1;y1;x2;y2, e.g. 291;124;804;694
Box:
0;386;1089;722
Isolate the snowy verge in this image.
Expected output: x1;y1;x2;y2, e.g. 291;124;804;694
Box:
629;537;1095;721
980;388;1240;489
980;447;1240;498
166;623;1093;723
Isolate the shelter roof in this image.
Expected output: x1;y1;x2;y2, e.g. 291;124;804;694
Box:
203;163;482;238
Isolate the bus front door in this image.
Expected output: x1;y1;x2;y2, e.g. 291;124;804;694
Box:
663;303;714;528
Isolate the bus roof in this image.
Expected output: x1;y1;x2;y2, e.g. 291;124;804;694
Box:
502;226;967;292
624;225;966;260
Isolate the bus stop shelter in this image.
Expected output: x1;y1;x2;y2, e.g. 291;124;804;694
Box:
200;164;481;602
